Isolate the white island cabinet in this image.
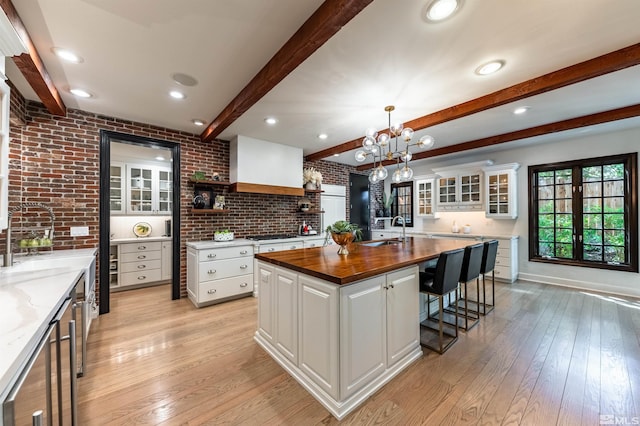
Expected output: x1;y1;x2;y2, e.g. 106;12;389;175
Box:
255;261;421;419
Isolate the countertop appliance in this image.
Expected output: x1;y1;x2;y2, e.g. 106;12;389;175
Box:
245;234;298;241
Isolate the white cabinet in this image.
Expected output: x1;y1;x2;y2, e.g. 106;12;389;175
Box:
493;237;518;282
0;79;10;230
161;240;172;280
303;237;327;248
255;262;421;416
483;163;520;219
187;244;254;307
117;241;163;288
433;163;487;211
126;164;172;215
415;178;436;217
110;162;172;215
109;162;125;214
257;240;303;253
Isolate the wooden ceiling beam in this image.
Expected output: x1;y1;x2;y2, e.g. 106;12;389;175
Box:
355;104;640;170
309;42;640;162
201;0;373;143
0;0;66;116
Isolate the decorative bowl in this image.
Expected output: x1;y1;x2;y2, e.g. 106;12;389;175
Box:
214;232;234;242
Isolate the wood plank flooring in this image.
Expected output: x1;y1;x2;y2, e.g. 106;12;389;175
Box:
78;280;640;425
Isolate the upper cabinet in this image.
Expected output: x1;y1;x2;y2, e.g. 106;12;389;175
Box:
110;162;172;215
483;163;520;219
414;177;436;218
432;163;485;211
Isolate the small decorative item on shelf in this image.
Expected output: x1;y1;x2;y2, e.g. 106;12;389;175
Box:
214;195;225;210
212;172;221;181
194;187;214;209
133;222;152;237
451;221;459;233
192;171;206;181
214;230;234;241
298;197;312;212
463;224;472;234
303;167;323;190
324;220;362;255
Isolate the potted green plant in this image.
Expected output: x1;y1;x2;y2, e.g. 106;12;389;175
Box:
382;190;394;217
324;220;362;255
214;229;234;241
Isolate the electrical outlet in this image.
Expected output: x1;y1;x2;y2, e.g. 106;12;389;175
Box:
70;226;89;237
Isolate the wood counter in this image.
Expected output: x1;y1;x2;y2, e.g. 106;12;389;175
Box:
254;237;472;285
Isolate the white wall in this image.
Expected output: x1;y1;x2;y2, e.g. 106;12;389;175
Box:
406;125;640;298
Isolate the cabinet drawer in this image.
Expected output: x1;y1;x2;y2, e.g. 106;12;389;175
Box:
121;268;162;286
492;265;512;280
198;245;254;262
199;258;253;281
259;242;303;253
494;257;511;268
199;274;253;302
121;250;161;263
120;241;162;253
120;259;162;273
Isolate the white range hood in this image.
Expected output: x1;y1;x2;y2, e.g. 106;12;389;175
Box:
229;135;304;196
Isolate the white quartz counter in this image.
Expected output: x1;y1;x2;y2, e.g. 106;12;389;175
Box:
110;236;171;243
375;229;518;240
186;234;327;250
0;249;97;399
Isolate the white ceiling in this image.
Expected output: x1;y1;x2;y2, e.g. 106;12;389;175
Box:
6;0;640;168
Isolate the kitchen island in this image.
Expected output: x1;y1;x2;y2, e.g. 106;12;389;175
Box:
254;237;471;420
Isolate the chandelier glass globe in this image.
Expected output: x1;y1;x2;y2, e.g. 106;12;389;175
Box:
400;165;414;181
392;169;402;183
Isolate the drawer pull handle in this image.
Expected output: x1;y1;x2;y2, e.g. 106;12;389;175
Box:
240;250;248;255
138;255;146;259
137;265;146;269
268;248;275;252
240;265;248;269
290;246;297;249
207;289;216;294
138;276;146;280
208;269;216;274
138;246;146;250
208;253;217;258
240;283;248;288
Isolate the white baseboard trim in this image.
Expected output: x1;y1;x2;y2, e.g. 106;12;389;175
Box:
518;272;640;299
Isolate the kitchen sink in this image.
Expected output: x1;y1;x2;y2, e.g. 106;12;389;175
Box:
361;239;403;247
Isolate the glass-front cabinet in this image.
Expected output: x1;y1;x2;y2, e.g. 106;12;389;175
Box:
483;163;519;219
109;162;125;214
415;177;436;217
110;162;172;215
433;166;484;211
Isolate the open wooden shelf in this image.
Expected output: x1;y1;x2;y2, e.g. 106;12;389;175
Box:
299;209;324;214
304;189;324;193
190;208;230;214
190;178;230;186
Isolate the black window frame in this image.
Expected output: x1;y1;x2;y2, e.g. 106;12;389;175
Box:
528;152;638;273
390;181;414;228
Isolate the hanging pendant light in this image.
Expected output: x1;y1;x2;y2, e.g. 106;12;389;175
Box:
355;105;435;182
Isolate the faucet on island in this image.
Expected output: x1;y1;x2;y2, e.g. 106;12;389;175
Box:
391;215;407;242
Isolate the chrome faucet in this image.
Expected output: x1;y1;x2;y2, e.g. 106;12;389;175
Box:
391;215;407;242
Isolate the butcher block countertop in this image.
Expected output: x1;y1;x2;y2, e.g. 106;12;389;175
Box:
255;237;472;285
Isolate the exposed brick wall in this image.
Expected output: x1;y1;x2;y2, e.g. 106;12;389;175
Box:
3;85;367;301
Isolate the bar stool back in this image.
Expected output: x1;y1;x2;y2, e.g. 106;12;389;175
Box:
451;242;484;330
418;247;464;353
479;240;499;315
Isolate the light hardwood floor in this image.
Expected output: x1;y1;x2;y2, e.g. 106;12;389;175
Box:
78;280;640;425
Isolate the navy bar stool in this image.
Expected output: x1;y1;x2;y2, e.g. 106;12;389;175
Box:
446;242;483;331
479;240;499;315
418;247;464;353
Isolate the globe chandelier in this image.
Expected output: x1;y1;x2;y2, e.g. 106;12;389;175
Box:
355;105;435;184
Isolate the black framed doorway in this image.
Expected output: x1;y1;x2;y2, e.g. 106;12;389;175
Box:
98;130;181;314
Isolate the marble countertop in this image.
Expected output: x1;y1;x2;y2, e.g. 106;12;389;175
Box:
110;236;172;243
0;249;97;399
376;229;519;240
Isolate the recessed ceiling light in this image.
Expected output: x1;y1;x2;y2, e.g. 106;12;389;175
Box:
513;106;530;115
192;119;205;126
264;117;278;125
318;133;328;140
425;0;462;22
333;153;340;157
52;47;83;63
155;156;165;161
171;73;198;87
70;88;92;98
169;90;186;99
475;60;505;76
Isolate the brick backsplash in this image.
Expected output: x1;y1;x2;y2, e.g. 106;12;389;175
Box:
2;84;367;301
